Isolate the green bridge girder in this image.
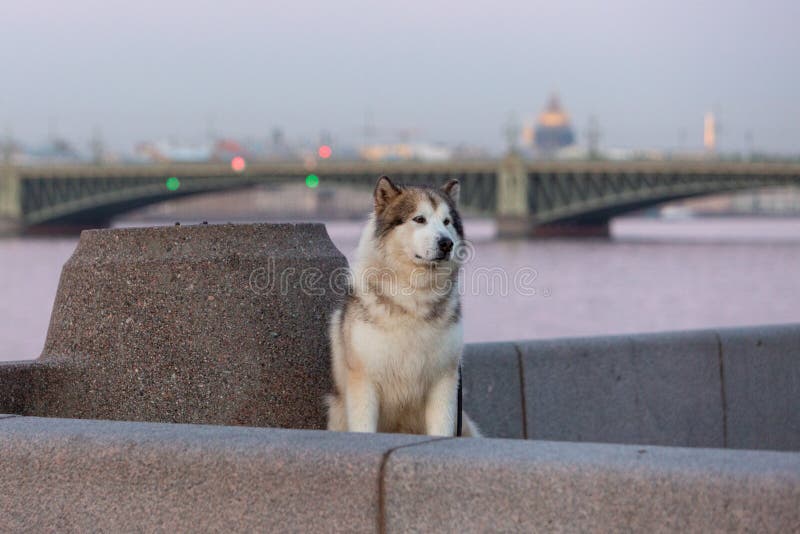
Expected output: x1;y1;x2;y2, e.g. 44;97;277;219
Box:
525;162;800;225
13;161;497;228
5;160;800;233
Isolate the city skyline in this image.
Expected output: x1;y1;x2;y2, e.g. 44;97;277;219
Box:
2;1;799;154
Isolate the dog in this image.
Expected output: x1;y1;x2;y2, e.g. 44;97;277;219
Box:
326;176;480;437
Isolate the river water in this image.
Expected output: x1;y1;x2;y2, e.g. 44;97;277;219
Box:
2;216;799;362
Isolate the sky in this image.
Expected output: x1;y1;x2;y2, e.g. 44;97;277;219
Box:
1;0;799;154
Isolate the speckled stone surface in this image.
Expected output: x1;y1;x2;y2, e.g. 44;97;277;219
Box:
719;324;800;451
0;360;77;416
0;416;430;533
0;362;32;414
519;330;725;448
2;223;348;429
384;437;800;532
2;416;800;532
462;342;525;439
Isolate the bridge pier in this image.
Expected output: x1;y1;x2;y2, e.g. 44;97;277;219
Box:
496;214;534;238
498;217;611;239
496;153;612;239
530;221;611;238
0;218;21;236
0;149;21;236
496;152;535;239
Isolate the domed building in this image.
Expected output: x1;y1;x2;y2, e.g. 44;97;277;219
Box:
533;93;575;153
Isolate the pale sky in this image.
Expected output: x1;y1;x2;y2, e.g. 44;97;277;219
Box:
1;0;799;154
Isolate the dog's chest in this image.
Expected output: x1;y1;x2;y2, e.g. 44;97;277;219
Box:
354;317;462;385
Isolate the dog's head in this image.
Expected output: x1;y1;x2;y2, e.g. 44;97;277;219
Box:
372;176;464;266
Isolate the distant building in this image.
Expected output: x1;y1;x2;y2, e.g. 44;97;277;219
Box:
14;138;84;164
704;112;716;153
212;139;247;162
134;141;214;163
533;94;575;154
359;143;451;162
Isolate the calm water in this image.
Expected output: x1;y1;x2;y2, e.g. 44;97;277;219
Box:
2;216;800;362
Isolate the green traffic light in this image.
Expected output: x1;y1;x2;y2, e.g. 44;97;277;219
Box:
166;177;180;191
306;174;319;188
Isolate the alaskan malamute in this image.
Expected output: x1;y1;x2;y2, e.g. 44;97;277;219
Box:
326;176;480;437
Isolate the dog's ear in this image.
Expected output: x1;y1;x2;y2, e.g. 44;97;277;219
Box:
374;176;401;214
441;179;460;206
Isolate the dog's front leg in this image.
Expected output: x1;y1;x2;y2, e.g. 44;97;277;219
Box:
345;372;379;433
425;372;458;436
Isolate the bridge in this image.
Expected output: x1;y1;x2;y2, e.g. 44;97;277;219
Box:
2;156;799;236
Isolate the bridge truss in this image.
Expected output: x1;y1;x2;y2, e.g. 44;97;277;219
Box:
7;160;800;232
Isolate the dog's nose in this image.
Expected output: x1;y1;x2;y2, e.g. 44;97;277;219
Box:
438;237;454;254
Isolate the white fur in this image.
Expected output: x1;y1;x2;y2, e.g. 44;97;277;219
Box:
405;200;459;263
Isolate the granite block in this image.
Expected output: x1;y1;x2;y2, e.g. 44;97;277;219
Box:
720;324;800;451
384;437;800;532
18;223;348;430
0;416;429;533
462;342;524;439
519;330;724;447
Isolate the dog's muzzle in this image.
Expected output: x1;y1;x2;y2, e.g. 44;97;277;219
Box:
436;237;454;260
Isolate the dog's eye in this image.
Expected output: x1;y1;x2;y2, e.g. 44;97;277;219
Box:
413;216;426;224
443;218;451;226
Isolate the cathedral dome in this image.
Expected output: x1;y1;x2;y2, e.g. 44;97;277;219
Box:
534;93;575;152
